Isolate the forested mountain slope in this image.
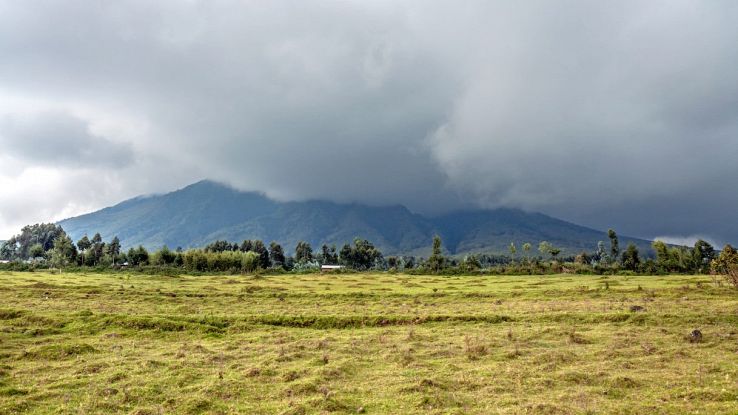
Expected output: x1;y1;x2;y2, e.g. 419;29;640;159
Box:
59;180;652;255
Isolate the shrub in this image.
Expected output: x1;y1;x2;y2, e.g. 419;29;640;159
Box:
724;265;738;289
711;245;738;288
241;251;260;273
292;260;320;273
183;250;208;272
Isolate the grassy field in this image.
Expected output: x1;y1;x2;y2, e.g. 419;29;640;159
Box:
0;271;736;414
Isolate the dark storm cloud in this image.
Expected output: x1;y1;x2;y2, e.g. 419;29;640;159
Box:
0;0;737;244
0;111;134;168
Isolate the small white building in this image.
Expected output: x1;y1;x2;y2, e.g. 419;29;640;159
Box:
320;265;344;273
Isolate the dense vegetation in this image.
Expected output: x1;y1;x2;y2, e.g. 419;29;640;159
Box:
1;271;736;414
1;223;738;285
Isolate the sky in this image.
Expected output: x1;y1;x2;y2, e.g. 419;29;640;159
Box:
1;1;737;246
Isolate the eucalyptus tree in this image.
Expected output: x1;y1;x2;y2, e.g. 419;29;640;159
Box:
50;235;77;272
295;241;313;263
608;229;620;263
621;243;641;271
428;235;446;272
107;236;121;265
269;242;286;268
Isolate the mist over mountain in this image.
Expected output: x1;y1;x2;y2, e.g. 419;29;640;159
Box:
1;2;737;245
58;180;652;256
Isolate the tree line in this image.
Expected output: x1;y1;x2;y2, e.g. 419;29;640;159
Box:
1;224;737;285
0;224;382;272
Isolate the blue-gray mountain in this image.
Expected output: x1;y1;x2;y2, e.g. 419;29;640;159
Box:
58;180;652;256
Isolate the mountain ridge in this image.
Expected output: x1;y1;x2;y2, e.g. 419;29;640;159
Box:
58;180;653;256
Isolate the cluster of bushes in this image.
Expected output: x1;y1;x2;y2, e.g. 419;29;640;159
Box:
181;250;260;272
2;224;738;286
0;225;383;274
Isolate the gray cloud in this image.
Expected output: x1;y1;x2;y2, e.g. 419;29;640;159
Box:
0;111;135;168
0;1;736;245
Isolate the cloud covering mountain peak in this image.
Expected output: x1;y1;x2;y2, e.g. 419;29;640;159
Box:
0;1;736;245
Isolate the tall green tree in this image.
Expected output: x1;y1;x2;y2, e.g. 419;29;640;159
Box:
595;241;609;265
76;235;91;265
319;244;338;264
339;243;352;266
0;241;16;260
77;235;91;252
462;254;481;272
29;243;45;259
550;247;561;260
621;243;640;271
338;239;383;270
711;244;738;274
205;240;231;253
538;241;552;258
522;242;531;263
537;241;561;260
127;246;149;266
107;236;121;265
295;241;313;263
5;223;65;259
692;240;715;273
352;238;383;270
428;235;446;272
252;240;270;269
154;246;176;265
239;240;253;252
50;235;77;272
269;242;285;268
608;229;620;263
90;233;105;265
652;240;670;271
509;242;517;263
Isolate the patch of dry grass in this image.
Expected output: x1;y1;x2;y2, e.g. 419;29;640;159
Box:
0;271;736;414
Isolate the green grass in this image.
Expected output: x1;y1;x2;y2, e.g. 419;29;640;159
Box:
0;271;736;414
